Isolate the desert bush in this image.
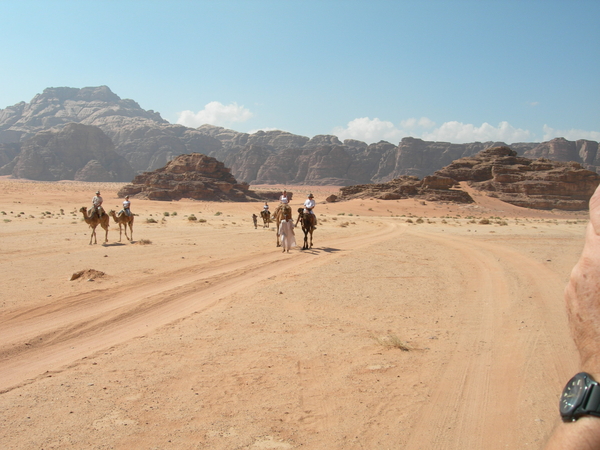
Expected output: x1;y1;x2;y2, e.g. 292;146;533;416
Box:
163;212;170;216
146;218;158;224
416;218;424;224
188;214;198;221
374;334;412;351
479;218;490;225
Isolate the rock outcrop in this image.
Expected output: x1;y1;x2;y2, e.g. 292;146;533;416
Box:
339;174;473;203
0;123;134;181
435;146;600;210
338;146;600;210
117;153;263;201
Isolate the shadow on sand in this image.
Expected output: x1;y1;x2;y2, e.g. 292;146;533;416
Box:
298;246;340;254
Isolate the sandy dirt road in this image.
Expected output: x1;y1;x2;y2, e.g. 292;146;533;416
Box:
0;179;588;449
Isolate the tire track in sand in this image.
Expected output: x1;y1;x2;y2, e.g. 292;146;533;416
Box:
401;229;578;450
0;221;402;393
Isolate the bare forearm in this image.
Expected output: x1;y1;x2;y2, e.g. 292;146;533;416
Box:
544;417;600;449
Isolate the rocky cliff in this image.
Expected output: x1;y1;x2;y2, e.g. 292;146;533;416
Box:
0;123;134;181
0;86;598;185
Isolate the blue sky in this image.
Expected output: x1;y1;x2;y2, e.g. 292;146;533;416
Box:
1;0;598;144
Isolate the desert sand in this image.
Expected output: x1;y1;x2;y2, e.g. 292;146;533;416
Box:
0;177;591;449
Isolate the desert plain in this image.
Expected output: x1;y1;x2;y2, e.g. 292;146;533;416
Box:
0;177;591;449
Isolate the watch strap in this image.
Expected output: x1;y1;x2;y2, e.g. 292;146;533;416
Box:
585;384;600;416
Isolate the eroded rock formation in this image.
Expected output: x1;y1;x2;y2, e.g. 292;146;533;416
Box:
338;146;600;210
435;146;600;210
117;153;263;201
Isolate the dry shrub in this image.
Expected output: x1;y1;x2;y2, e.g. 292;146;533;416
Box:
374;334;412;351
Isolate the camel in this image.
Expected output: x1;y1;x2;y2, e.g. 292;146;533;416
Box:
272;204;292;247
109;209;134;242
296;208;316;250
79;206;109;245
260;210;271;228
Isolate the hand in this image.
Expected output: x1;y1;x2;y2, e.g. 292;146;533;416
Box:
565;184;600;378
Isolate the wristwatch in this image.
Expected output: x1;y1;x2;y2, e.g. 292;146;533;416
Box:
560;372;600;422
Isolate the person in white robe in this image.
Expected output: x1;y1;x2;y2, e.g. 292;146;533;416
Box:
278;217;296;253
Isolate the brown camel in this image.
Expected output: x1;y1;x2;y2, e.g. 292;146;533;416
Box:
296;208;315;250
109;210;134;242
79;206;109;245
272;204;292;247
260;209;271;228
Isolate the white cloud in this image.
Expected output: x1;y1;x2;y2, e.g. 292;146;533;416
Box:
176;101;253;128
332;117;531;144
332;117;405;143
422;121;532;143
543;125;600;142
400;117;436;130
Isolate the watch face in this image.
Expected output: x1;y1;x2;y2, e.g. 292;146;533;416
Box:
560;373;589;416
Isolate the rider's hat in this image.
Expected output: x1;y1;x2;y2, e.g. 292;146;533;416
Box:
308;193;314;198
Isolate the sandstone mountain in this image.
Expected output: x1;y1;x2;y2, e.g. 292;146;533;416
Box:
0;86;222;177
0;86;599;186
338;146;600;211
0;123;134;181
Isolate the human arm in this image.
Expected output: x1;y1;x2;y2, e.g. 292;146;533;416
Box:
544;185;600;448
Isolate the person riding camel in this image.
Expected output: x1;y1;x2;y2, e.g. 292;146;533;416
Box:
303;193;317;228
280;190;289;204
92;191;104;218
120;195;132;217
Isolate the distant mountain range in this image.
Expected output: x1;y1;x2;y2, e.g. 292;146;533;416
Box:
0;85;598;184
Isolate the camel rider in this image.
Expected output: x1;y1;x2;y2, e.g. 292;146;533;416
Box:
92;191;104;218
263;201;269;212
280;190;289;204
303;193;317;228
121;195;132;217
